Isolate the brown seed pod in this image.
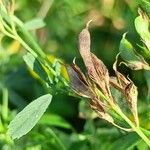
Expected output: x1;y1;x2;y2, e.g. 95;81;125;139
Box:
78;21;91;54
78;20;98;84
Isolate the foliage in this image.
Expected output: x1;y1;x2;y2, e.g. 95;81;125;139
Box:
0;0;150;150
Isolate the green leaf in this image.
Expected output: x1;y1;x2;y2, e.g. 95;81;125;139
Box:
23;52;52;83
137;44;150;60
0;4;11;23
39;114;73;130
8;94;52;139
141;128;150;137
136;140;149;150
120;33;141;61
119;33;150;70
135;12;150;51
53;59;61;83
108;133;141;150
138;0;150;18
13;16;47;58
24;18;46;30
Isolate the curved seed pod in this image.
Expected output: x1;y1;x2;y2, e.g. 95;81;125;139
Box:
78;20;98;81
109;76;123;92
91;53;112;98
125;82;139;126
78;21;112;99
90;98;105;112
78;21;91;54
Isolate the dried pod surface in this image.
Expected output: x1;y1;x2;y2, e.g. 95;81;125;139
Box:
67;65;93;98
67;21;139;131
125;82;139;126
78;22;112;99
78;23;98;82
112;55;139;126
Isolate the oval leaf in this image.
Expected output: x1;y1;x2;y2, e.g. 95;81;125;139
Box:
8;94;52;139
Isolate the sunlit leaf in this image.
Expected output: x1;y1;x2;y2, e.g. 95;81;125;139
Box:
23;52;49;82
119;33;150;70
137;44;150;60
135;11;150;51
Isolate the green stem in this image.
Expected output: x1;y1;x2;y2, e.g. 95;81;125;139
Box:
103;95;150;147
12;16;46;58
113;105;150;147
16;33;69;86
15;31;69;86
12;16;62;77
47;128;67;150
1;8;68;86
135;128;150;147
16;34;38;58
2;87;8;120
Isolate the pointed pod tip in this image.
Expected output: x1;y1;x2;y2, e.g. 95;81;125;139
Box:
86;20;92;29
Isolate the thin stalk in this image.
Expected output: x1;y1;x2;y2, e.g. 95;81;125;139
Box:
1;18;13;33
2;87;8;120
0;17;16;39
1;12;69;86
15;33;69;86
47;128;67;150
14;30;69;86
15;34;38;58
12;16;46;58
103;94;150;147
15;34;57;76
0;117;4;131
15;20;58;75
1;2;68;86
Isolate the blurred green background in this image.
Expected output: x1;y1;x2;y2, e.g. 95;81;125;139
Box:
0;0;150;149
